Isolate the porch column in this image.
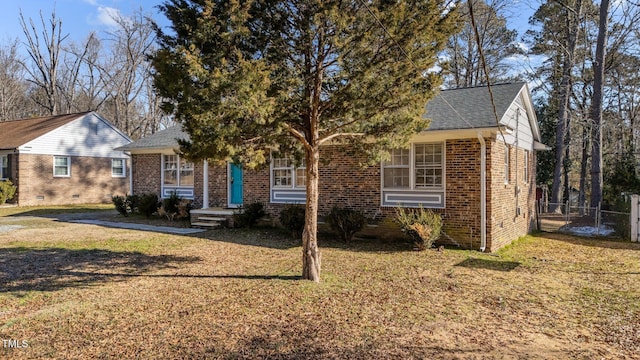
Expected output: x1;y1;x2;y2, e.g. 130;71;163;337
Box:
202;160;209;209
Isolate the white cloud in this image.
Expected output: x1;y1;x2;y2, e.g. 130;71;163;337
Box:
82;0;99;5
94;6;121;28
86;5;122;27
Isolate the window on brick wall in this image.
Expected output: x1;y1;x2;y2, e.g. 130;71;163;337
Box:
272;156;305;188
53;156;71;177
111;159;126;177
0;155;7;179
163;155;194;186
383;149;410;188
383;143;444;189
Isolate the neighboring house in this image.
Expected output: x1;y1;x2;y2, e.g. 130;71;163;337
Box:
0;111;132;206
119;82;548;251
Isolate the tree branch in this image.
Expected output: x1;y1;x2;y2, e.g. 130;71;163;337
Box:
283;123;311;150
318;132;365;145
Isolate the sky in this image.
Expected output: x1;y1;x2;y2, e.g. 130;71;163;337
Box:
0;0;538;43
0;0;540;83
0;0;166;43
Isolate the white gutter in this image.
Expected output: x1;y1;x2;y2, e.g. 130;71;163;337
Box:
477;133;487;252
202;160;209;209
127;152;133;196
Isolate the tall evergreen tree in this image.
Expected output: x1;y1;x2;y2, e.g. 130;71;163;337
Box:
151;0;459;281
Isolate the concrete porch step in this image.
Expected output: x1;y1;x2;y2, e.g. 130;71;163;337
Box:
191;221;222;228
197;216;228;222
191;208;237;229
191;208;237;216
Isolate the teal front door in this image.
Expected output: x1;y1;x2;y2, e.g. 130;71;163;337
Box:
229;163;243;207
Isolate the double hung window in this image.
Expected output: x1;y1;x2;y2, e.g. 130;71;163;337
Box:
272;156;305;189
383;143;444;190
53;156;71;177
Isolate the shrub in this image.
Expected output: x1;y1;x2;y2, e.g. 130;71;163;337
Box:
395;206;442;251
112;195;129;217
279;205;306;238
0;180;17;204
234;202;266;228
176;199;192;220
112;194;141;217
162;192;181;215
158;192;191;220
326;206;366;243
138;193;160;218
126;194;139;214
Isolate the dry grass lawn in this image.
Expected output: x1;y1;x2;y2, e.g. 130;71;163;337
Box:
1;209;639;359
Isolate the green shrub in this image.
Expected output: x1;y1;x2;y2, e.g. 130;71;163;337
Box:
279;205;306;238
0;180;17;204
326;206;366;243
395;206;442;251
138;193;160;218
126;194;139;214
162;192;181;214
112;194;141;217
112;195;129;216
234;202;266;228
158;192;191;220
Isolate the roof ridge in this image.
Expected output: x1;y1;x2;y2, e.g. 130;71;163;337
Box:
441;82;525;92
3;111;92;123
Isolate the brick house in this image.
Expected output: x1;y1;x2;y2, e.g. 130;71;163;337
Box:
0;112;132;206
119;82;548;251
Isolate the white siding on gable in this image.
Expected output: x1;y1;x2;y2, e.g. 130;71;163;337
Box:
18;113;131;158
499;93;534;151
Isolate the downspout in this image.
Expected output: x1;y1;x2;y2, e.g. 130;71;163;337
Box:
203;160;209;209
477;133;487;252
515;109;520;216
127;152;133;196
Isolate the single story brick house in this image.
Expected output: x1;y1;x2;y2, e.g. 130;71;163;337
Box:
119;82;547;251
0;111;132;206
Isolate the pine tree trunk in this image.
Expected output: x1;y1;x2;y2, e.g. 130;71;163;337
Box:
302;146;321;282
578;124;589;215
589;0;610;208
549;0;583;212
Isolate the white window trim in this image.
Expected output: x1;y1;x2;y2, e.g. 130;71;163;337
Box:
271;155;306;189
161;154;194;187
382;142;445;191
53;156;71;178
111;159;126;178
0;155;7;180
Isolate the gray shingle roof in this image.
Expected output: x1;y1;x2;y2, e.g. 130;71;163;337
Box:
115;126;188;151
121;83;527;151
425;82;526;131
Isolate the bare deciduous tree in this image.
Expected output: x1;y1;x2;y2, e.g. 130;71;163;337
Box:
0;39;31;120
19;9;67;115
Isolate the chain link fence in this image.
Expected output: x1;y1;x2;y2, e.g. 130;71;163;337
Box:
537;200;629;238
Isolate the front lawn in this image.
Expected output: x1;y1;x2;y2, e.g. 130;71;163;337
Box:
1;217;639;359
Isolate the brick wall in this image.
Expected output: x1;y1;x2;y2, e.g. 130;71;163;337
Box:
441;139;482;249
131;139;537;251
131;154;161;197
486;140;536;251
16;154;128;206
205;162;228;208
